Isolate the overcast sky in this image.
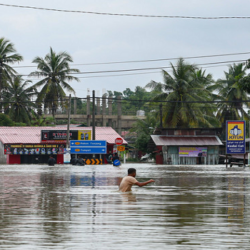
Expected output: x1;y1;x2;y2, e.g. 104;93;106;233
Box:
1;0;250;98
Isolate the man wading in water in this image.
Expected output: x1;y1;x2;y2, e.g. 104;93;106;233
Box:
119;168;155;192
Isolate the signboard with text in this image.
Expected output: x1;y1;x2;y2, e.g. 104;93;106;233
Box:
117;146;125;152
115;137;123;145
70;140;107;154
41;130;78;142
4;144;65;155
78;130;92;140
179;147;207;157
226;121;245;154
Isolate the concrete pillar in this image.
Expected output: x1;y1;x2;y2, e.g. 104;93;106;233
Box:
108;97;112;127
97;97;101;115
74;98;77;115
96;97;101;126
87;95;90;126
117;96;122;135
102;94;106;126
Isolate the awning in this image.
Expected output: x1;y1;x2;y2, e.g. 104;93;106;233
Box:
151;135;223;146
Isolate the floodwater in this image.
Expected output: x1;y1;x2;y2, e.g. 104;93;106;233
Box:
0;163;250;250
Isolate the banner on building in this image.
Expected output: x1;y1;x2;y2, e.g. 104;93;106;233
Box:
179;147;207;157
226;121;245;154
4;144;65;155
78;130;92;140
41;130;78;141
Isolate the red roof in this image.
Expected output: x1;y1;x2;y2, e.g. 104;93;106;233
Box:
0;126;127;144
151;135;223;146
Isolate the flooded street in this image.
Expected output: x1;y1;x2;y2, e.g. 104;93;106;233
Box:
0;163;250;249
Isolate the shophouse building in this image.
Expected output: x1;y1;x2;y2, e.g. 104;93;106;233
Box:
0;126;126;164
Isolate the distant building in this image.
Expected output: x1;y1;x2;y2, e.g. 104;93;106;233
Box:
150;128;223;165
0;126;126;164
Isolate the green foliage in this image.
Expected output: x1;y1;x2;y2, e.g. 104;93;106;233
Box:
130;112;158;153
107;86;155;115
0;37;23;91
0;113;13;126
2;76;36;125
29;47;79;115
146;58;218;128
0;37;249;136
215;63;250;135
13;122;27;126
31;114;56;126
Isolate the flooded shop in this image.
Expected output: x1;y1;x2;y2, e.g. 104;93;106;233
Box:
151;128;223;165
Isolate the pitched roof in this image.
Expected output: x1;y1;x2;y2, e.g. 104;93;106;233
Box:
0;126;127;144
151;135;223;146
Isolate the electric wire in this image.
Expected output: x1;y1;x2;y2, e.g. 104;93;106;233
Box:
12;51;250;68
1;3;250;19
7;59;250;78
2;97;250;104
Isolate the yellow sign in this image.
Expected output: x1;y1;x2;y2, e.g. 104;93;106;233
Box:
227;121;245;141
85;159;103;165
117;146;125;152
78;130;92;140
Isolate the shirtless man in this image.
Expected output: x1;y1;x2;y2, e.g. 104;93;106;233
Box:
119;168;155;192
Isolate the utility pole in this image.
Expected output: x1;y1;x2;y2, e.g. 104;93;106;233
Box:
92;90;95;140
66;94;71;148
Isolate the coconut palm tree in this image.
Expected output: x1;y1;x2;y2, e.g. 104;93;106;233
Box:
146;58;217;128
215;63;250;125
0;37;23;97
2;76;36;125
29;47;79;115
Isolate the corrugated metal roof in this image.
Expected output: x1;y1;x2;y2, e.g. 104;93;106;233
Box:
0;126;127;144
151;135;223;146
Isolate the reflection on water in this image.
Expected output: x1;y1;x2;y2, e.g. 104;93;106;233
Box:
0;164;249;249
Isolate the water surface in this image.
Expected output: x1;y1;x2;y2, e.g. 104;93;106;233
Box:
0;164;249;249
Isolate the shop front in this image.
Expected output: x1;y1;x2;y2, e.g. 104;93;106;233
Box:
151;135;223;165
0;126;127;164
4;143;64;164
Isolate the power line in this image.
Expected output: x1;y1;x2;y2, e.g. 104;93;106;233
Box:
2;97;250;104
9;59;249;78
22;62;248;80
1;3;250;19
39;59;250;75
75;63;247;79
12;51;250;68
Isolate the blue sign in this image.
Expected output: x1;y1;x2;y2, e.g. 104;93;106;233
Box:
70;140;106;147
226;121;245;154
70;140;107;154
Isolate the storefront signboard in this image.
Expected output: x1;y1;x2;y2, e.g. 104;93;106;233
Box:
179;147;207;157
226;121;245;154
41;130;78;141
4;144;65;155
78;130;92;140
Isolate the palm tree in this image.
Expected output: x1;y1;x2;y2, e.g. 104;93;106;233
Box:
29;47;79;115
0;37;23;97
146;58;217;128
215;63;250;125
2;76;36;125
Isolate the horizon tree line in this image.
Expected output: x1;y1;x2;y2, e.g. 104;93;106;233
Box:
1;37;250;131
